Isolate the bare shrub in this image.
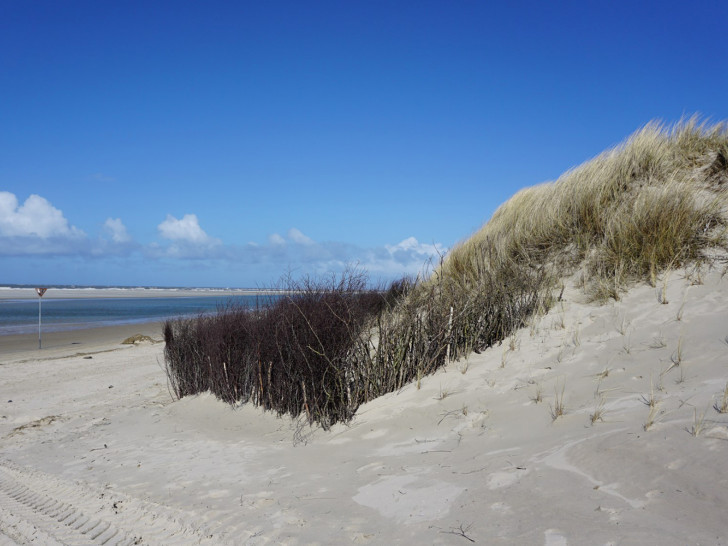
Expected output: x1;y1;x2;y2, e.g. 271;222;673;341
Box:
164;270;392;428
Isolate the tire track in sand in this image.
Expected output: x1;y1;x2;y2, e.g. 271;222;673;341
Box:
0;460;227;545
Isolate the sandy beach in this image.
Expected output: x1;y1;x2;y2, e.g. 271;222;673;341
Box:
1;268;728;544
0;323;164;359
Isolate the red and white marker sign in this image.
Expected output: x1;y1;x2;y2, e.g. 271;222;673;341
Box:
36;287;47;297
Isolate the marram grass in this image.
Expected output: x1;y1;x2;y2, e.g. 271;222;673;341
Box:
438;117;728;301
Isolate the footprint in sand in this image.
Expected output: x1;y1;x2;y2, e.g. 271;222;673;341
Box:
356;462;386;474
544;528;568;545
490;501;512;514
487;468;528;490
665;458;684;470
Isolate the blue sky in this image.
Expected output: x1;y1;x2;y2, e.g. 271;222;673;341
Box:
2;1;727;287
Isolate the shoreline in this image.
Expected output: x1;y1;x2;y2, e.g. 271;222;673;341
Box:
0;320;164;361
0;287;284;300
0;289;281;339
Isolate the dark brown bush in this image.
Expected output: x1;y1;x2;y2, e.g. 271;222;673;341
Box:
164;271;392;428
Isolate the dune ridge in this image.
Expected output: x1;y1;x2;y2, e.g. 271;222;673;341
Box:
163;118;728;429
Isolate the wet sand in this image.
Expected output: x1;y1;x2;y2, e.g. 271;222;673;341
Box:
0;322;164;360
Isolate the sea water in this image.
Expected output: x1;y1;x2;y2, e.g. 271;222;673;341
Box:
0;295;266;335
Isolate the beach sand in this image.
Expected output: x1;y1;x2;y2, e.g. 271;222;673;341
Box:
0;323;165;359
1;268;728;544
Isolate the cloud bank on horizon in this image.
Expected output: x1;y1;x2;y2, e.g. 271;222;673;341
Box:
0;191;444;286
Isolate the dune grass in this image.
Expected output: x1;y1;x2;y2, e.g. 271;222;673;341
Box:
715;383;728;414
164;117;728;427
438;117;728;301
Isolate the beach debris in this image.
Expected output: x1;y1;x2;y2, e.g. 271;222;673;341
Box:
8;415;59;437
122;334;155;345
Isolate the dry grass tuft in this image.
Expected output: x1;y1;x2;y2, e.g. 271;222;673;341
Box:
550;380;566;420
670;337;685;368
688;406;709;437
643;402;661;431
622;335;633;355
642;377;663;431
640;376;660;409
658;268;672;304
714;383;728;414
649;333;667;349
530;382;543;404
615;313;630;336
590;395;607;425
435;386;451;401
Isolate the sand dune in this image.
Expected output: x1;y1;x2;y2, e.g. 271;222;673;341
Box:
1;266;727;544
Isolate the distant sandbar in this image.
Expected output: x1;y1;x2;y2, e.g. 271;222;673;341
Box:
0;287;282;300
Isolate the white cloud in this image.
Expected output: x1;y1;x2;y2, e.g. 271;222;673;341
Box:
351;237;445;277
241;231;445;281
151;213;221;260
103;217;131;243
0;199;446;283
385;237;445;264
0;191;84;239
287;228;314;245
265;228;314;246
158;214;219;245
268;233;286;246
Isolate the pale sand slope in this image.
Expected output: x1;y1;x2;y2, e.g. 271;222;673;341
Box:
1;267;727;545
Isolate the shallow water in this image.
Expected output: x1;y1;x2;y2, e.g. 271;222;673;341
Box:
0;295;264;335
